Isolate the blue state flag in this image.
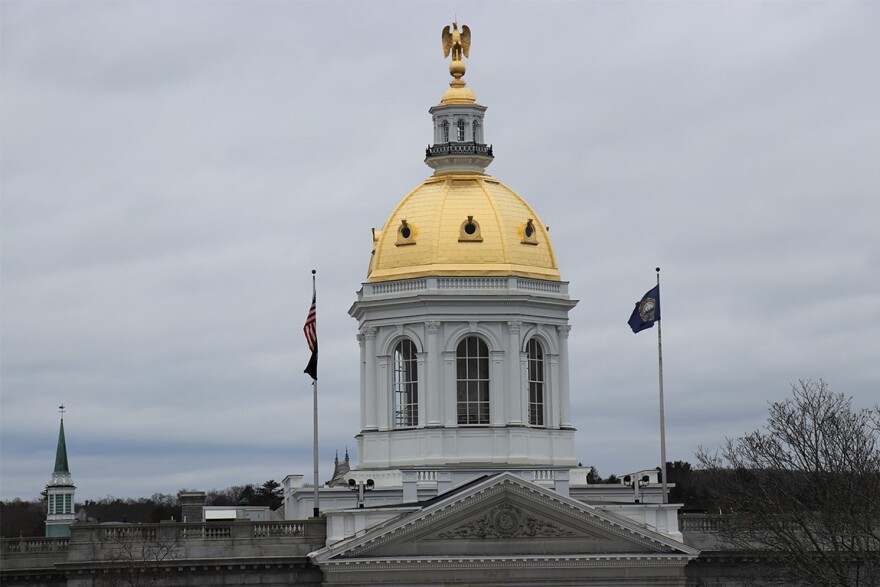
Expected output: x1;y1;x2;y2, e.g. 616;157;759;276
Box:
628;285;660;333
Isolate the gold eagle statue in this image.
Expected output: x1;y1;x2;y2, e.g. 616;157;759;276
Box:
442;22;471;61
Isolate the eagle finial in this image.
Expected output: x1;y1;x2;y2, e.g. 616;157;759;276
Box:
441;21;471;81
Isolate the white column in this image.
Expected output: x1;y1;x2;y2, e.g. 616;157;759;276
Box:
363;327;378;431
547;353;560;427
507;321;523;425
443;350;457;426
377;354;390;431
416;351;427;427
520;350;529;424
357;333;366;431
557;325;572;428
490;350;505;426
425;321;441;426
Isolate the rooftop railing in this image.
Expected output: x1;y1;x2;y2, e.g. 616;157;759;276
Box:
425;142;493;158
363;276;567;298
1;519;322;558
1;537;70;554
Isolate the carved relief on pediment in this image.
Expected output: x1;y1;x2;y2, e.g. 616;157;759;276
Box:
437;502;574;539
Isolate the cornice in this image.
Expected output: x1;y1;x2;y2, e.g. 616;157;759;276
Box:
350;301;577;327
322;553;694;570
354;295;577;311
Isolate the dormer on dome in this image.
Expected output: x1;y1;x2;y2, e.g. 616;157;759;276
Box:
425;21;493;175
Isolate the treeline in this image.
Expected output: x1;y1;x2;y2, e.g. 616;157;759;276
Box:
1;480;283;538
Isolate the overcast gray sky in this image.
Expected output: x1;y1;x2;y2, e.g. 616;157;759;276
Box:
2;1;878;501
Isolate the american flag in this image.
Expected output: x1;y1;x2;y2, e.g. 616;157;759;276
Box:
303;282;318;380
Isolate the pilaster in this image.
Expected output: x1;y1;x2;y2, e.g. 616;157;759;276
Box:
425;321;442;426
490;350;505;426
377;354;390;431
416;351;427;427
357;333;366;431
363;328;378;431
507;321;524;425
557;325;573;428
442;350;457;426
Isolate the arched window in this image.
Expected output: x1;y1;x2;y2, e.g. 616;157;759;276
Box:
393;339;418;427
442;120;450;143
527;339;544;426
457;119;466;142
456;337;489;424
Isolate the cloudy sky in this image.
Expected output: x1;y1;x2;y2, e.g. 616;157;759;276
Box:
2;1;878;501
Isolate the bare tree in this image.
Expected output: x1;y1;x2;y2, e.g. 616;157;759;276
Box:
97;525;180;587
697;380;880;587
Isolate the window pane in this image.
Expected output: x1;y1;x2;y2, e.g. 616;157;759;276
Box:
467;358;478;379
528;339;545;426
393;339;418;427
478;356;490;379
456;336;489;424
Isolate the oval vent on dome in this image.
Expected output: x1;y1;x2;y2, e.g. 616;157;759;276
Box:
458;216;483;242
396;219;416;246
521;219;538;246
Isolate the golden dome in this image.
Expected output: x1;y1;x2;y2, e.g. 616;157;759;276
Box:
368;174;560;283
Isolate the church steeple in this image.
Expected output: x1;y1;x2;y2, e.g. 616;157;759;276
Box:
45;406;76;537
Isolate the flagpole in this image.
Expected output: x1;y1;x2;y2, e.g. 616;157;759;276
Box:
311;270;320;518
313;377;320;517
656;267;668;504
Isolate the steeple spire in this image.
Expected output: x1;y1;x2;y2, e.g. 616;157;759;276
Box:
54;406;70;476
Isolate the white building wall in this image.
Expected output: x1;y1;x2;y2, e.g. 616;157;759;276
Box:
350;277;578;471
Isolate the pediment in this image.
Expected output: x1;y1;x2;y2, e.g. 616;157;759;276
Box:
313;472;698;563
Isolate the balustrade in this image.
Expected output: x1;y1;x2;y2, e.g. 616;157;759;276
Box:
517;278;562;294
370;279;427;295
417;470;438;482
102;526;156;541
253;522;305;537
1;537;69;553
425;142;493;157
437;277;507;290
364;276;565;298
679;514;722;533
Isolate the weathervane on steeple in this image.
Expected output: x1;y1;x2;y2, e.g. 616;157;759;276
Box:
59;404;65;419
